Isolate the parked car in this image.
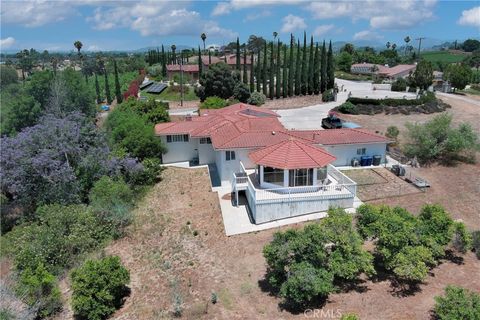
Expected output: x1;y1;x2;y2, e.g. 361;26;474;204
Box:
321;113;343;129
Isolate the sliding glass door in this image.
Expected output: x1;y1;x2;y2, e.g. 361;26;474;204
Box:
288;168;314;187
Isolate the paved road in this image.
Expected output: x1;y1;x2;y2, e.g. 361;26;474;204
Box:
275;79;418;130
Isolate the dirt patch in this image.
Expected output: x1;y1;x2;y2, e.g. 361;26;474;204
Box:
54;166;480;319
343;168;421;201
263;95;324;110
168;100;200;110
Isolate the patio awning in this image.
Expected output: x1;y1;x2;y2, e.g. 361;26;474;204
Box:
249;138;336;170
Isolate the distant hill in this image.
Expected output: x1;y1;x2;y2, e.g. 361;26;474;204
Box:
134;45;194;53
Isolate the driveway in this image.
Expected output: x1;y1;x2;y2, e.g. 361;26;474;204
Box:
275;79;417;130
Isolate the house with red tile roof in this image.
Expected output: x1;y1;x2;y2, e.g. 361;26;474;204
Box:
155;103;390;223
351;63;416;79
166;64;200;81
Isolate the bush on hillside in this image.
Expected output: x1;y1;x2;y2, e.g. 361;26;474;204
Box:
0;66;18;87
337;101;358;114
385;126;400;141
472;230;480;259
200;96;227;109
71;256;130;320
404;113;479;165
347;91;435;107
89;176;134;238
263;208;374;308
118;97;170;123
434;286;480;320
391;78;407;92
247;91;267;106
356;204;471;284
196;62;238;101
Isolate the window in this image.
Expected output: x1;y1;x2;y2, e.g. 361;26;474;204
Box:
166;134;189;143
199;137;212;144
226;151;236;161
263;167;284;186
289;168;313;187
357;148;366;155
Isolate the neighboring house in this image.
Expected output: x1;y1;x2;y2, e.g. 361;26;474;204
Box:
166;64;200;81
155;103;390;223
351;63;416;80
218;54;252;69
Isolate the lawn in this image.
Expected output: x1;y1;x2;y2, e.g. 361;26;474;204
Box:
140;86;198;102
420;51;466;64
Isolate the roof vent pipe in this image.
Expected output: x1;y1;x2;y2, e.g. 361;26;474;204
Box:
272;131;276;135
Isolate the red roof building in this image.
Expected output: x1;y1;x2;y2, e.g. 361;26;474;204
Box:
166;64;200;81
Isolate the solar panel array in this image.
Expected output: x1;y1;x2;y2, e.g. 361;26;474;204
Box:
139;81;154;90
146;83;167;94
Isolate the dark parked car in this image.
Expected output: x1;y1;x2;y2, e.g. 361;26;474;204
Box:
321;115;343;129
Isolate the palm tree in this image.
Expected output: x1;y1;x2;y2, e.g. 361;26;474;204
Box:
392;43;397;51
273;31;278;41
386;42;391;49
74;41;83;54
201;33;207;51
404;36;411;56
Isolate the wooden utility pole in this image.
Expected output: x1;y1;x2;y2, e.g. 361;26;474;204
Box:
415;37;426;60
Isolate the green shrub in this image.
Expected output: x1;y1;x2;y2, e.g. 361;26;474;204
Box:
322;89;335;102
200;96;227;109
263;208;374;307
451;222;473;253
89;176;134;238
434;286;480;320
233;82;251;103
347;92;435;107
391;78;407;92
404;113;479;165
4;204;108;274
130;158;163;185
16;264;62;318
340;313;360;320
247;91;267;106
338;101;358;114
385;126;400;140
71;256;130;320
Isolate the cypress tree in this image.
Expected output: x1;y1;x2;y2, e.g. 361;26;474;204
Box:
313;43;320;95
256;48;261;92
262;44;268;96
295;39;301;96
282;44;288;98
308;36;314;95
320;40;327;93
198;46;203;78
161;45;167;78
104;70;112;104
301;31;307;95
114;59;123;104
288;34;294;96
269;41;274;100
327;40;335;90
250;53;255;92
276;40;281;99
208;50;211;65
94;73;101;104
243;46;248;84
236;37;241;71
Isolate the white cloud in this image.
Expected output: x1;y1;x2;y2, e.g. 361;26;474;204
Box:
353;30;383;41
280;14;307;33
313;24;334;37
458;6;480;27
1;1;74;27
243;10;272;22
86;2;237;39
0;37;16;49
308;0;437;30
212;0;304;16
87;44;101;51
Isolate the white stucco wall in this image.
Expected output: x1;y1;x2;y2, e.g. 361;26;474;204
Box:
214;148;257;186
198;142;215;164
160;136;199;163
321;143;387;166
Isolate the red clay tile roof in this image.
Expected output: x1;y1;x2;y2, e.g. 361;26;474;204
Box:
155;103;389;150
249;138;336;169
201;55;222;66
166;64;199;72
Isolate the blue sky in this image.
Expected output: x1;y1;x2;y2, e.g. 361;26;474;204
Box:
1;0;479;52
